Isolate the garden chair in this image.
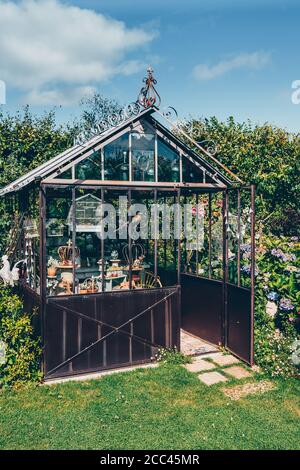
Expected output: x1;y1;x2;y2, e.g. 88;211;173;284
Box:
137;271;162;289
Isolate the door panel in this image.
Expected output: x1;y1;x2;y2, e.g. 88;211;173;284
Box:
44;287;180;379
181;274;222;346
181;274;254;365
226;283;253;365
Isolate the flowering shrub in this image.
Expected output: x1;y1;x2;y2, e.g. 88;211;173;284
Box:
254;322;297;377
250;235;300;377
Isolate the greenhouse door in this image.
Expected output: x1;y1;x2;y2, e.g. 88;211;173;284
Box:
43;287;180;380
181;185;255;365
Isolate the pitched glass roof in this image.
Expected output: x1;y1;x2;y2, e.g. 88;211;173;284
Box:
0;106;233;196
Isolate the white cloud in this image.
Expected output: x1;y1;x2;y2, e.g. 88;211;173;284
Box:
0;0;156;104
193;51;271;80
23;86;97;106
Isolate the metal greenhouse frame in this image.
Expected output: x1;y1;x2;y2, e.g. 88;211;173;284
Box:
0;69;255;380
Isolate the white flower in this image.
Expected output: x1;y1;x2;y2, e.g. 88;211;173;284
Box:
266;301;277;318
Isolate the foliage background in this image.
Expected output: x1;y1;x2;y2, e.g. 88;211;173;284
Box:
180;117;300;236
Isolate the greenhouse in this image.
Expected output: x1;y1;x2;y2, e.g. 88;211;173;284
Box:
0;70;255;381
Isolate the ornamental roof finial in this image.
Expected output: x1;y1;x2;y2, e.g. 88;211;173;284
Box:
137;66;161;109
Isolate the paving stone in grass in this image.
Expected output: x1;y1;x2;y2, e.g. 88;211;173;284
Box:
222;381;276;400
185;359;216;373
211;354;240;367
198;371;228;386
199;352;223;360
224;365;253;379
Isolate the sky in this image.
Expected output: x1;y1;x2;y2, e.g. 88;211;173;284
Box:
0;0;299;131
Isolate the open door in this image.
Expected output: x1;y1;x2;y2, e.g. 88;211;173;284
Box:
181;186;255;365
223;185;255;365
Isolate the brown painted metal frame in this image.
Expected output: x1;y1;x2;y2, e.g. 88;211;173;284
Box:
224;184;255;364
45;287;179;379
39;181;183;378
37;181;255;376
180;184;255;365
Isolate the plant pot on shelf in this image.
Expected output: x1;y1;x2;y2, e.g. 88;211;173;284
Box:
47;267;57;277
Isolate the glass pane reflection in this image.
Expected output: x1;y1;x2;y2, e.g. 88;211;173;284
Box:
131;132;155;182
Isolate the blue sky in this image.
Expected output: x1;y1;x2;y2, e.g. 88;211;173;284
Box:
0;0;299;131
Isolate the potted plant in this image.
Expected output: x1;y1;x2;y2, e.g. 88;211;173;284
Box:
47;257;59;277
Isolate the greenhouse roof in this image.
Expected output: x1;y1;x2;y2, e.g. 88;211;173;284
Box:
0;107;155;196
0;68;239;196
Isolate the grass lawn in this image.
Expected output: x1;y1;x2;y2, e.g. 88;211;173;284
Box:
0;363;299;450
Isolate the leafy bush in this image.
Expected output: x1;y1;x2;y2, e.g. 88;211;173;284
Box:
0;285;42;388
0;107;73;252
180;117;300;236
254;322;297;378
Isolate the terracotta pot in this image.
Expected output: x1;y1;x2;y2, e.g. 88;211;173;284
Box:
47;267;57;277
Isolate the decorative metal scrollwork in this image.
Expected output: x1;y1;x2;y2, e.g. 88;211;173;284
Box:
197;139;218;156
137;66;161;109
74;67;161;147
162;106;178;122
74;100;142;147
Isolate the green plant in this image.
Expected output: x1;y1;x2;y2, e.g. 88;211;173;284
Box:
156;347;191;365
251;235;300;377
0;285;42;388
254;322;297;378
47;256;59;268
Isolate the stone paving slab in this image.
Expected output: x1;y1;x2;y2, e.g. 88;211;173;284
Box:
222;381;276;400
199;352;223;360
211;354;240;367
185;359;216;373
224;365;253;379
198;371;228;386
180;330;218;356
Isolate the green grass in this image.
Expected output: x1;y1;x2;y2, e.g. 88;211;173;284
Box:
0;364;299;450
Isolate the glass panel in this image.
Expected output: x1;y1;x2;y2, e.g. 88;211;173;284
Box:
103;133;129;180
182;157;204;183
55;168;72;179
181;192;206;276
22;188;40;291
131;131;155;182
46;187;72;296
158;138;180;182
210;193;223;280
74;188;102;294
157;191;177;286
75;150;102;180
227;190;240;285
129;190;154;288
182;156;216;184
102;189;129;292
239;189;253;288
